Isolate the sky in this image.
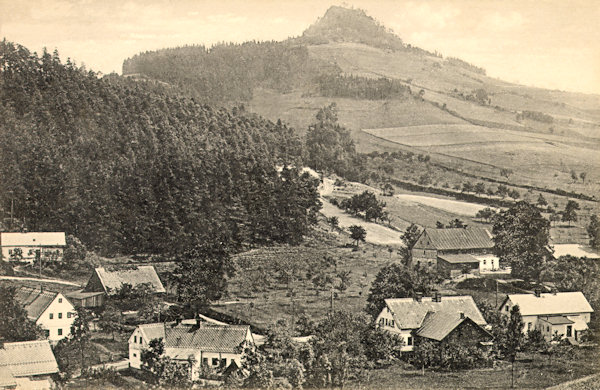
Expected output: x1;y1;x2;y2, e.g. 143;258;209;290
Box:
1;0;599;94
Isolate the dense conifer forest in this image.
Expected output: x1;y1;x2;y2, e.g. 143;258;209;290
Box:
0;40;321;256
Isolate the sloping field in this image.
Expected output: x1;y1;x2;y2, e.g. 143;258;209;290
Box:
394;194;490;216
363;124;600;192
552;244;600;259
248;88;463;136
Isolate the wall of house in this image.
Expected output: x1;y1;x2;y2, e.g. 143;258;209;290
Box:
376;307;414;351
129;328;146;369
478;257;498;271
2;246;63;263
444;320;492;348
37;294;76;342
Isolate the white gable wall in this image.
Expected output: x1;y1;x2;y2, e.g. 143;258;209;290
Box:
376;306;413;351
37;293;76;342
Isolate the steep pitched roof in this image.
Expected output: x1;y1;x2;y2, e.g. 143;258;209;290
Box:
417;228;493;251
384;296;487;330
14;286;61;321
416;311;476;341
0;340;59;377
165;324;250;353
94;266;165;294
0;232;66;247
506;292;593;316
135;322;252;354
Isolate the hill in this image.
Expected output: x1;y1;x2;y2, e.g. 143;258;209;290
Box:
122;6;600;201
0;40;320;256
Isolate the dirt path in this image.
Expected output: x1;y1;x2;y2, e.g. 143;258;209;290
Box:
320;199;403;246
0;275;81;287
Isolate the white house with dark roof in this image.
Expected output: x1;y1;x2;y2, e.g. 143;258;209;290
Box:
84;265;166;295
376;294;490;351
129;319;254;380
14;287;76;342
0;232;66;263
0;340;59;390
500;291;593;342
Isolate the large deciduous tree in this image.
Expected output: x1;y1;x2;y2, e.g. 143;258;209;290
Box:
562;200;580;226
365;264;438;318
588;214;600;249
0;286;44;342
171;241;234;315
492;201;551;281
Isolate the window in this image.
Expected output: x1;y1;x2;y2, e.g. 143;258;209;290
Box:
390;319;395;328
505;306;509;312
221;358;227;367
483;260;487;265
58;329;63;336
139;337;143;344
44;330;50;338
58;298;63;303
527;322;532;331
547;326;550;332
134;336;137;343
566;325;572;338
58;313;62;319
8;249;12;255
407;336;413;346
133;353;137;358
203;358;208;366
49;313;54;319
212;358;219;366
67;312;72;318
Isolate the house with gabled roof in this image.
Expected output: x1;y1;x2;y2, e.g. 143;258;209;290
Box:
14;287;76;342
129;319;254;380
376;293;491;351
83;265;166;295
411;227;496;275
0;340;59;390
500;290;593;342
0;232;66;263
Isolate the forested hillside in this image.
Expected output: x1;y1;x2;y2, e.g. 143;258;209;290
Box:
122;41;340;103
0;40;321;256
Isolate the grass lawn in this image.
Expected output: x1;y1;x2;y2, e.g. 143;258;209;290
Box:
352;348;600;389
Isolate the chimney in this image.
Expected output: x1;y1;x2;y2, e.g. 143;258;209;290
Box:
459;312;465;319
196;314;202;328
534;288;541;297
415;292;423;302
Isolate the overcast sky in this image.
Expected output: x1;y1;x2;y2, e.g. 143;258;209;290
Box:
1;0;599;94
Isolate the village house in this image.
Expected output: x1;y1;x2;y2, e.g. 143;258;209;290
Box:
376;293;491;351
499;290;593;342
15;287;76;342
129;319;254;381
66;265;165;308
0;340;59;390
0;232;66;263
411;227;497;276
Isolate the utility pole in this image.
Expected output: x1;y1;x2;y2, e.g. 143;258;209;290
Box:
496;279;499;307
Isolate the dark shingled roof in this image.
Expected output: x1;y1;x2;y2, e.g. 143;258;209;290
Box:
14;286;60;321
94;266;165;294
385;296;487;330
0;340;59;377
418;228;493;251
